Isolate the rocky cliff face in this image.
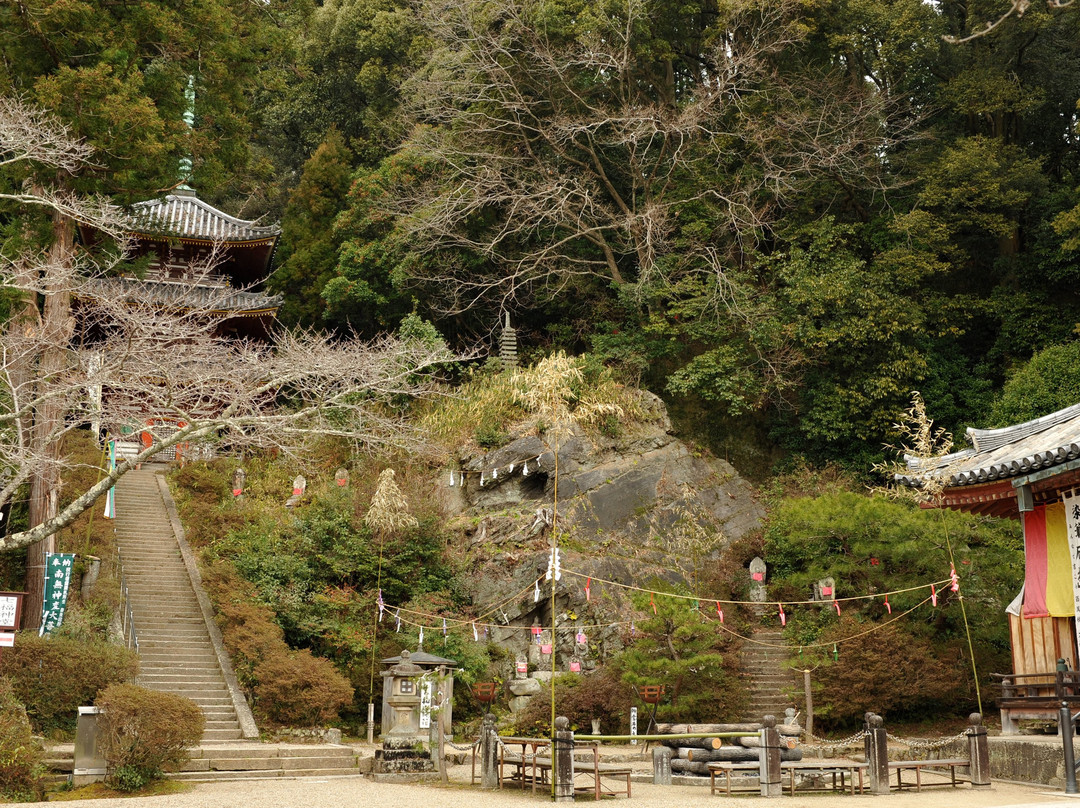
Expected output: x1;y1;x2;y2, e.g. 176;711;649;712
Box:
438;391;765;686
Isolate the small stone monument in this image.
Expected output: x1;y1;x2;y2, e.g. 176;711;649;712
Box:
749;557;767;602
813;576;835;601
232;467;245;498
285;475;306;509
335;467;349;487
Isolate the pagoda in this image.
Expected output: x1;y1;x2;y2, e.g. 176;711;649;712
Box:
85;186;283;340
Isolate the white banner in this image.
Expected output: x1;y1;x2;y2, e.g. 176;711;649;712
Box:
630;706;638;745
0;632;14;648
419;678;432;730
1061;491;1080;663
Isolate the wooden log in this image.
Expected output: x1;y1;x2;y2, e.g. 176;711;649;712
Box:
670;759;710;775
662;736;723;751
683;748;733;762
737;735;798;750
657;723;760;734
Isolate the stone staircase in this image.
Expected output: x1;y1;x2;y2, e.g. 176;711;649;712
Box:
172;743;365;781
113;466;245;742
739;624;801;722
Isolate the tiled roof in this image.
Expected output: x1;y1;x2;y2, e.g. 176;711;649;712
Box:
130;190;280;242
899;403;1080;488
82;277;281;315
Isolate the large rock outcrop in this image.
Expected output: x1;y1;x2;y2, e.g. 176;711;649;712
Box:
439;391;765;681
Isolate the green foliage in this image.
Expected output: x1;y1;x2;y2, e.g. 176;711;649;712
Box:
618;586;747;722
0;633;139;734
96;684;204;789
809;617;964;728
989;342;1080;426
0;677;44;802
764;490;1022;720
270;128;355;330
511;668;634;736
253;650;354;727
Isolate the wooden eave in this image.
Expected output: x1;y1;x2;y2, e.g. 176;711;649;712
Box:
929;480;1019;519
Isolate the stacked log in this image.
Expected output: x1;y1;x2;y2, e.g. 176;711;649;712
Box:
658;721;804;776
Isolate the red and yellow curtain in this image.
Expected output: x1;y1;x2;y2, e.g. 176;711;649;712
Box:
1022;502;1074;617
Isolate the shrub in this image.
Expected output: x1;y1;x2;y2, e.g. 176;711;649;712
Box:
0;676;44;801
253;650;354;727
811;616;964;728
96;683;204;789
512;668;635;735
1;633;139;734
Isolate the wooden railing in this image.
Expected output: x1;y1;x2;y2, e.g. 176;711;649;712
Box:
994;670;1080;703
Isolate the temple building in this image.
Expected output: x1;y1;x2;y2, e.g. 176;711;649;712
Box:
899;404;1080;683
77;185;282;459
78;187;282;340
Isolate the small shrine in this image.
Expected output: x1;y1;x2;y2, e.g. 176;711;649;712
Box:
374;647;457;777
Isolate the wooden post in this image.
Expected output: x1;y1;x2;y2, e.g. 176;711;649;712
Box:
480;713;499;789
865;712;890;795
436;666;448;783
554;716;574;802
803;669;813;739
967;712;991;789
759;714;782;797
652;745;672;785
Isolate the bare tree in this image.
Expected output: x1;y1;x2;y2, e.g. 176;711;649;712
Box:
386;0;907;314
1;97;456;627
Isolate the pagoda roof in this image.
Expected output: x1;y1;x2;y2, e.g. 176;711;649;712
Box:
899;402;1080;489
130;189;280;244
82;277;281;317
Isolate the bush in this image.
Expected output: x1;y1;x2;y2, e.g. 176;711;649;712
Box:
96;683;204;789
0;633;139;734
0;676;44;801
811;617;964;728
253;650;354;727
511;668;635;735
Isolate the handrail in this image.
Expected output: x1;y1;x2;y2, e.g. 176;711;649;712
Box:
116;549;139;659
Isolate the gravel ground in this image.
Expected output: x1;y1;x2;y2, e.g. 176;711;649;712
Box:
18;764;1080;808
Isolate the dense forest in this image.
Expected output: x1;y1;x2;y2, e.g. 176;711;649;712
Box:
3;0;1079;470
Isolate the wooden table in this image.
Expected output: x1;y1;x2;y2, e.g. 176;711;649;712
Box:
708;759;867;796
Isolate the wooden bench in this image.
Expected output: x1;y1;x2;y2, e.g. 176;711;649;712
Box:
888;758;969;791
708;759;866;796
487;737;632;798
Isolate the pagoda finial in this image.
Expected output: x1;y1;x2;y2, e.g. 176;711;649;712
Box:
177;75;196;194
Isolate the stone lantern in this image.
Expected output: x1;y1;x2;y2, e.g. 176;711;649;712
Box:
382;650;425;742
380;646;458;738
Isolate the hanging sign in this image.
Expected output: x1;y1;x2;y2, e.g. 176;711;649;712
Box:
0;592;23;631
1062;491;1080;659
630;707;638;745
419;678;433;730
40;554;76;636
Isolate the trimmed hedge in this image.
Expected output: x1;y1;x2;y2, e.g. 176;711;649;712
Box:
96;683;204;790
0;633;139;733
253;650;354;727
0;676;44;801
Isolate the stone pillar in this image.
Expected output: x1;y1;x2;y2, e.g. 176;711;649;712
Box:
480;713;499;789
554;716;574;802
864;713;890;795
653;746;672;785
966;712;991;789
759;714;782;797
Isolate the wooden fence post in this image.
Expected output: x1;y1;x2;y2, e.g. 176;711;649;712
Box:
967;712;991;788
759;714;783;797
480;713;499;789
865;712;890;795
554;716;575;802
